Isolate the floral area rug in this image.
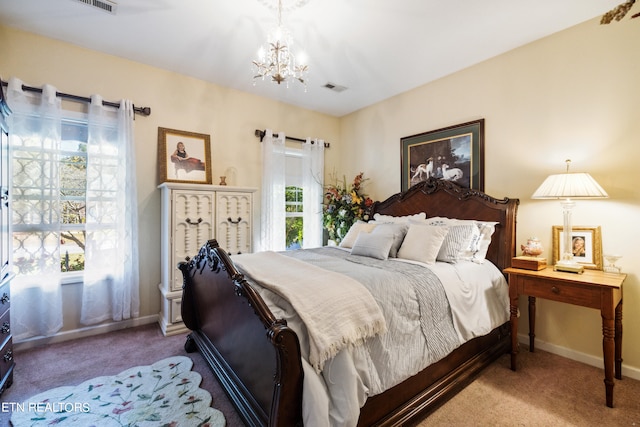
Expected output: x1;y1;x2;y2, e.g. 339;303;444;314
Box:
10;355;225;426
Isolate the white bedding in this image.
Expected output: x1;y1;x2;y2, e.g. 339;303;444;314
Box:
231;251;387;373
232;247;510;427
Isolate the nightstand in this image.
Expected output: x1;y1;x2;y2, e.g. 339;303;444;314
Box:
504;266;626;408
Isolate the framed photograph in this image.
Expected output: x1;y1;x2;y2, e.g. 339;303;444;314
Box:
552;225;603;270
158;127;212;184
400;119;484;192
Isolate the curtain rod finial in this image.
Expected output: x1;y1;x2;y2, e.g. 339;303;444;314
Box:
254;129;266;141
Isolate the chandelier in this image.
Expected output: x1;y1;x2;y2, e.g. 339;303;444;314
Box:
253;0;309;87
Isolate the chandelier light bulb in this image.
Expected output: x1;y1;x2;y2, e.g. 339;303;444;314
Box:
257;46;266;62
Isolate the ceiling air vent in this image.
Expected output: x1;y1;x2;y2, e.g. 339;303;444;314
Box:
72;0;118;14
323;82;348;93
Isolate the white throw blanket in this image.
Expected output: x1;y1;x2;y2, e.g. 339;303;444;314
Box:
232;251;387;373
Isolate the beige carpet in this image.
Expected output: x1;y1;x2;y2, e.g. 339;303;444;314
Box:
4;324;639;426
425;346;640;426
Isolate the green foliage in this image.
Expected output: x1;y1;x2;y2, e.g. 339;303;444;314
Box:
285;186;304;248
322;172;373;243
61;251;85;272
286;217;303;248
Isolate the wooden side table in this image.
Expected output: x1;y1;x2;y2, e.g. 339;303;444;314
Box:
504;266;626;408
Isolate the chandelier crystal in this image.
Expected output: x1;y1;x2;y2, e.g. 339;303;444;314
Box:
253;0;309;88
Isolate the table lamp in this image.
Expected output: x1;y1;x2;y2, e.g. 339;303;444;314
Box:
531;159;608;273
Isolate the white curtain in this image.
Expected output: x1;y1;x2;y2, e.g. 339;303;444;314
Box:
302;137;325;248
81;96;139;324
7;78;64;340
258;129;286;252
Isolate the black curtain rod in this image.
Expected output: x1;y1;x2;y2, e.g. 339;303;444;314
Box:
1;79;151;117
254;129;330;148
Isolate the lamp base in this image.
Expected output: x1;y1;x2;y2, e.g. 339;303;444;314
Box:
554;263;584;274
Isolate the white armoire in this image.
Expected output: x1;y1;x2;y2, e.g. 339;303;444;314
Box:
158;182;256;335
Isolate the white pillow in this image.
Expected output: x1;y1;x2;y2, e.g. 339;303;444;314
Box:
397;223;449;264
372;212;426;224
437;224;477;263
446;219;497;263
350;231;395;260
339;221;378;249
423;217;498;263
371;223;408;258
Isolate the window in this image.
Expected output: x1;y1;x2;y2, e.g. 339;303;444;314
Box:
260;131;324;252
7;79;139;339
12;117;89;279
285;148;303;249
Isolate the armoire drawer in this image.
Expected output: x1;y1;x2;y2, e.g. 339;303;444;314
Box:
0;280;9;316
0;336;13;379
0;308;10;338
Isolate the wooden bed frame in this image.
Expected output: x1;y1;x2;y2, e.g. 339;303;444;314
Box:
179;178;519;426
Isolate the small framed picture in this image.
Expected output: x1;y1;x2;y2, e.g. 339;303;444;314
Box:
552;225;603;270
158;127;212;184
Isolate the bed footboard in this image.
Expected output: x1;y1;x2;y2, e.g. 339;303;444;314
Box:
179;239;303;427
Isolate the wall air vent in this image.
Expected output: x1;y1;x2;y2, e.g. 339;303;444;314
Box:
72;0;118;14
323;82;348;93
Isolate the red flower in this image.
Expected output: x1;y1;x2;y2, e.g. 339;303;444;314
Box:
112;406;133;415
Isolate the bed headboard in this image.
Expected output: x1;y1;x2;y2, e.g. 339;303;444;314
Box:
371;178;519;272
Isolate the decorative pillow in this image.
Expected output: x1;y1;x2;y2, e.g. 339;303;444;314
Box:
445;219;497;263
350;231;395;260
339;221;378;249
372;212;426;224
371;223;408;258
397;223;449;264
423;216;498;263
437;224;477;263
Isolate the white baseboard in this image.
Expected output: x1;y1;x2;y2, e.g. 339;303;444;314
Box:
518;333;640;381
13;314;159;351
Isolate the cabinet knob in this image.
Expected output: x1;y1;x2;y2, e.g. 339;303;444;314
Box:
227;217;242;224
185;217;203;225
1;322;9;334
0;293;8;305
3;349;12;362
551;286;560;294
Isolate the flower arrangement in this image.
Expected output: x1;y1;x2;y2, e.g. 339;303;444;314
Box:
323;172;374;243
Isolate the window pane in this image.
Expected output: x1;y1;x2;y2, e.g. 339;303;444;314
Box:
286;186;303;213
286;217;303;250
12;230;60;275
60;231;85;272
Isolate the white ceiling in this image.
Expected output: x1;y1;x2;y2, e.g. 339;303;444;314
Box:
0;0;622;117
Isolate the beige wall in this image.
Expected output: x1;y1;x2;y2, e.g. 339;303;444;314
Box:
2;16;639;377
0;24;340;333
341;18;640;376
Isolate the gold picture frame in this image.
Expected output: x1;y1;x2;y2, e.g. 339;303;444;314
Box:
158;127;212;184
552;225;603;270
